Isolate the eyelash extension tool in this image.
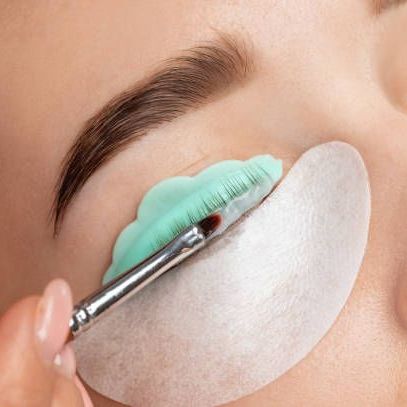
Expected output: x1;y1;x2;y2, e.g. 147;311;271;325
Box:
68;214;221;341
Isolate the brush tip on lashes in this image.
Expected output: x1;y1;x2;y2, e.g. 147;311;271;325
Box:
198;213;223;238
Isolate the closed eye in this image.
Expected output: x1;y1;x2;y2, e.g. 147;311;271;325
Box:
52;33;254;234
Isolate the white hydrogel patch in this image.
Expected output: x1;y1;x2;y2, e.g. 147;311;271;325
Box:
75;142;371;407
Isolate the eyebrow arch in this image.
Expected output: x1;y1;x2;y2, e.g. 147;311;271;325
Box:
52;34;253;233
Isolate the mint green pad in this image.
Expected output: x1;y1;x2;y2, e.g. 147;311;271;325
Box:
103;155;282;284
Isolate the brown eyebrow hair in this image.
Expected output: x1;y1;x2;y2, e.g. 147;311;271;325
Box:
52;34;253;234
373;0;406;12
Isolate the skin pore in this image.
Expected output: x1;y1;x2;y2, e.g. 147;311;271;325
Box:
0;0;407;406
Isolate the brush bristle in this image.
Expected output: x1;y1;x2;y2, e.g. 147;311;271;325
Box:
198;213;223;237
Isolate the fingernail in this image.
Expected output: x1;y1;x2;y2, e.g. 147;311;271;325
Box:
53;344;76;378
34;279;73;365
74;376;94;407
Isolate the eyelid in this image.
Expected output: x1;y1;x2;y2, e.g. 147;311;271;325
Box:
52;34;253;234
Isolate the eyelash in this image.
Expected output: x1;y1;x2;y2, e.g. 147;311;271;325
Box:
150;167;269;251
103;155;282;284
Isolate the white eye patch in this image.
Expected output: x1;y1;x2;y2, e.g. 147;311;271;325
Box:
74;142;371;407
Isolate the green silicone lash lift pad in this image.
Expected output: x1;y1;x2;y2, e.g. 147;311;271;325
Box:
102;155;282;284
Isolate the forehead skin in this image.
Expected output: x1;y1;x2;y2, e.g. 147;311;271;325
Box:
1;1;407;406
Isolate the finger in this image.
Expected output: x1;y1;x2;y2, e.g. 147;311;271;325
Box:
74;376;94;407
0;280;76;406
52;375;86;407
0;296;54;406
34;278;73;364
36;279;93;406
52;346;92;406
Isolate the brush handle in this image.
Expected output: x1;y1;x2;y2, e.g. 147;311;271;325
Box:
68;224;206;340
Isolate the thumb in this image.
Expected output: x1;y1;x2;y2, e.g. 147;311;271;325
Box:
0;279;80;406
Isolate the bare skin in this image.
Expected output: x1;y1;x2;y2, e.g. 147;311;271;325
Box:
1;1;407;405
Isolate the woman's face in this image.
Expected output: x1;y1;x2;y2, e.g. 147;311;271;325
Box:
1;1;407;405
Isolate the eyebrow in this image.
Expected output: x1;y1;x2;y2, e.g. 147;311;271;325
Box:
52;34;253;233
374;0;407;12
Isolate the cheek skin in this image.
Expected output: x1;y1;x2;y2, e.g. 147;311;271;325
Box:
377;6;407;113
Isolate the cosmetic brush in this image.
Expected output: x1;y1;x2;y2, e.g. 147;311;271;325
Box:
68;213;221;341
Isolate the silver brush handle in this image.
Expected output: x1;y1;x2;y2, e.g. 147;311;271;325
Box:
69;224;206;339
